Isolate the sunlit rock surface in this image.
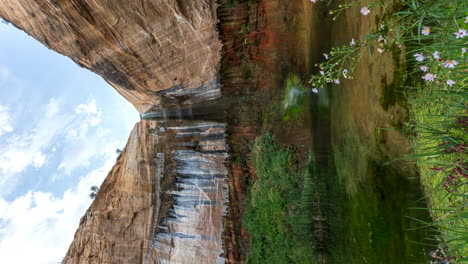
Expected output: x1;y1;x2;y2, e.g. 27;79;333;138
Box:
0;0;231;263
63;120;159;264
0;0;221;113
62;119;229;264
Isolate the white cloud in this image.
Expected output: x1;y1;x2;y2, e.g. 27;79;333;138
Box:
0;99;65;177
0;105;13;136
0;157;113;264
57;135;115;175
58;99;110;175
75;99;97;115
0;98;111;195
32;152;46;168
75;99;101;127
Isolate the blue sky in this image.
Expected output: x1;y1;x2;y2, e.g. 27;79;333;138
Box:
0;20;139;263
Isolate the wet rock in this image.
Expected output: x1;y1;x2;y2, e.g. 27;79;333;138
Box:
148;121;229;264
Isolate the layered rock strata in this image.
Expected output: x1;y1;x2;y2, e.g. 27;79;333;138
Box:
63;119;229;264
0;0;221;113
0;0;229;263
147;120;229;263
63;120;159;264
0;0;313;263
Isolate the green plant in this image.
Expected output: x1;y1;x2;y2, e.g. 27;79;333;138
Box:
309;0;467;259
245;133;316;263
89;185;100;199
282;74;308;121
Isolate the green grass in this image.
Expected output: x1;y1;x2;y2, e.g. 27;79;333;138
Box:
308;0;467;259
244;132;323;263
406;84;468;259
398;2;468;259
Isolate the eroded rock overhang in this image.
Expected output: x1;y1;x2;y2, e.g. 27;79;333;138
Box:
0;0;230;263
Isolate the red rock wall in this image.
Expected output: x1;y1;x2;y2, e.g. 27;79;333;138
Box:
0;0;221;113
63;120;158;264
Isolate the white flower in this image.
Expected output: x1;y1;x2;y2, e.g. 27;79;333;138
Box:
360;7;370;15
380;23;385;30
465;16;468;23
446;80;456;86
442;60;458;68
433;51;440;59
462;48;466;54
350;38;356;46
326;78;332;83
377;48;384;53
378;35;384;42
454;29;467;39
420;66;429;72
310;0;317;3
422;73;436;82
320;71;325;75
334;79;340;84
421;27;430;36
323;53;329;60
342;69;351;79
312;88;318;93
414;53;425;62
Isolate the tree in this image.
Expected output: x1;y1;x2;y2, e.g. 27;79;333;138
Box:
89;185;100;199
116;148;122;154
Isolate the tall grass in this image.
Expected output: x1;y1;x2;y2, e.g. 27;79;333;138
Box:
309;0;467;261
245;133;326;263
406;84;467;261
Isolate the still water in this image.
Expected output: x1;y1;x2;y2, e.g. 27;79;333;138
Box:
142;0;436;263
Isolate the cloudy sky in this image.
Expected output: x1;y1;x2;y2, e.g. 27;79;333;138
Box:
0;21;139;263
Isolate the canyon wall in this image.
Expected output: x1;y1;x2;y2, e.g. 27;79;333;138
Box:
62;119;229;264
0;0;229;263
147;120;228;264
63;120;158;264
0;0;311;263
0;0;221;113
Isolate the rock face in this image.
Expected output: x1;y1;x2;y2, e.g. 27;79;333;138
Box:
0;0;229;263
62;119;229;264
0;0;311;263
147;120;228;264
63;120;159;264
0;0;221;113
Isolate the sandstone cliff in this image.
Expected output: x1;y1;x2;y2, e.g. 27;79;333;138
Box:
0;0;311;263
63;120;158;264
0;0;221;113
62;119;229;264
0;1;229;263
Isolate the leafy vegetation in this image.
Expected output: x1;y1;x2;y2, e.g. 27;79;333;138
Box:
406;84;468;259
282;74;308;121
245;133;324;263
308;0;467;260
89;185;100;199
